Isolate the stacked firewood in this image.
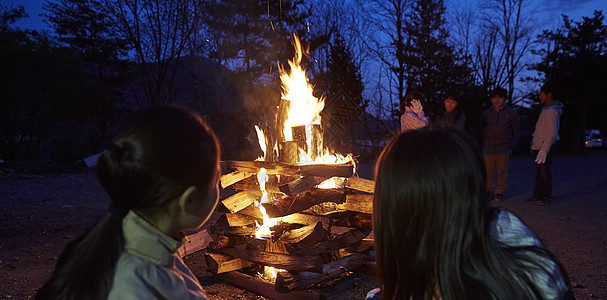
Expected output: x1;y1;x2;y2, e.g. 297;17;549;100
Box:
203;159;376;297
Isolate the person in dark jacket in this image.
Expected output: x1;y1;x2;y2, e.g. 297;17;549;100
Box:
432;92;466;130
481;87;520;202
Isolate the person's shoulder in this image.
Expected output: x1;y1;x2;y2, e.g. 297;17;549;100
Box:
489;208;543;248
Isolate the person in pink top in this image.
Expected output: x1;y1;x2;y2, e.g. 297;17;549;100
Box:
400;90;429;132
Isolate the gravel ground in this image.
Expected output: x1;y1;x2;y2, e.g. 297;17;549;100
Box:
1;151;606;299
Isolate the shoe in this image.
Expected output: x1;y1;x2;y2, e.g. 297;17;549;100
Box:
534;198;553;206
493;193;504;202
525;196;539;202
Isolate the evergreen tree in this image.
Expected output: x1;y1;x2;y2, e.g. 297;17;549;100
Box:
201;0;310;85
313;33;367;152
531;11;607;153
403;0;467;113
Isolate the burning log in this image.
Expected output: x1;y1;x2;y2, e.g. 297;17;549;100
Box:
347;177;375;193
274;253;371;292
289;228;371;256
292;125;307;152
222;191;262;213
217;271;326;300
337;194;373;214
219;248;323;273
221;161;354;178
205;252;254;274
263;188;346;218
281;141;299;164
275;99;291;145
279;176;330;196
310;124;322;160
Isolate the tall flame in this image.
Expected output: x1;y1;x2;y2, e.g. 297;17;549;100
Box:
279;35;324;144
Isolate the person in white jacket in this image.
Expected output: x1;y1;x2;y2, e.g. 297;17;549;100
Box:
527;82;563;206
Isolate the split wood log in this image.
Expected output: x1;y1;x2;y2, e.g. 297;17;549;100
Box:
278;221;326;245
234;203;264;219
221;170;255;189
289;228;372;256
205;252;254;274
209;235;252;251
279;176;330;196
219;248;323;273
210;225;257;236
263;188;346;218
275;253;371;292
336;194;373;214
223;175;282;193
224;212;259;227
292;125;307;153
347;177;375;193
222;191;262;213
280;213;331;229
281;141;298;164
177;229;212;258
221;161;354;178
217;271;326;300
327;211;372;228
275;99;291;145
344;239;375;254
310;124;322;160
263;126;275;162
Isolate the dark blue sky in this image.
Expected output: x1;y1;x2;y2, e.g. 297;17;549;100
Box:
9;0;607;32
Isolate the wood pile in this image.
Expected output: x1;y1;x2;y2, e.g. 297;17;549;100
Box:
198;159;376;298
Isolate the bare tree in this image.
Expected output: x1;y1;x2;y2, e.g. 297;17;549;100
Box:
478;0;535;103
355;0;412;117
102;0;204;105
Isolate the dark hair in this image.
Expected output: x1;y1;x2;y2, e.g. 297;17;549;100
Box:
36;105;220;300
401;90;426;114
540;82;559;99
489;87;507;99
373;127;570;299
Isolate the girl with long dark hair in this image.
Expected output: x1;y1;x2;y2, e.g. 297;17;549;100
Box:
368;127;571;300
36;105;221;299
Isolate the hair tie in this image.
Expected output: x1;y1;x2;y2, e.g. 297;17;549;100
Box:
107;203;128;218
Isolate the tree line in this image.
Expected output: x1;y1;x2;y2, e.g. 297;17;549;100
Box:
1;0;605;163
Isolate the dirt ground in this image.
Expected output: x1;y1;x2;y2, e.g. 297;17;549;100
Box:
1;151;606;299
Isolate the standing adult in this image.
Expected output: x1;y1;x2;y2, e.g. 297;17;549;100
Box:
528;82;563;206
432;92;466;130
481;87;520;202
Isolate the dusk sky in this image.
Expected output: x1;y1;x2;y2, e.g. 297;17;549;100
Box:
9;0;607;32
